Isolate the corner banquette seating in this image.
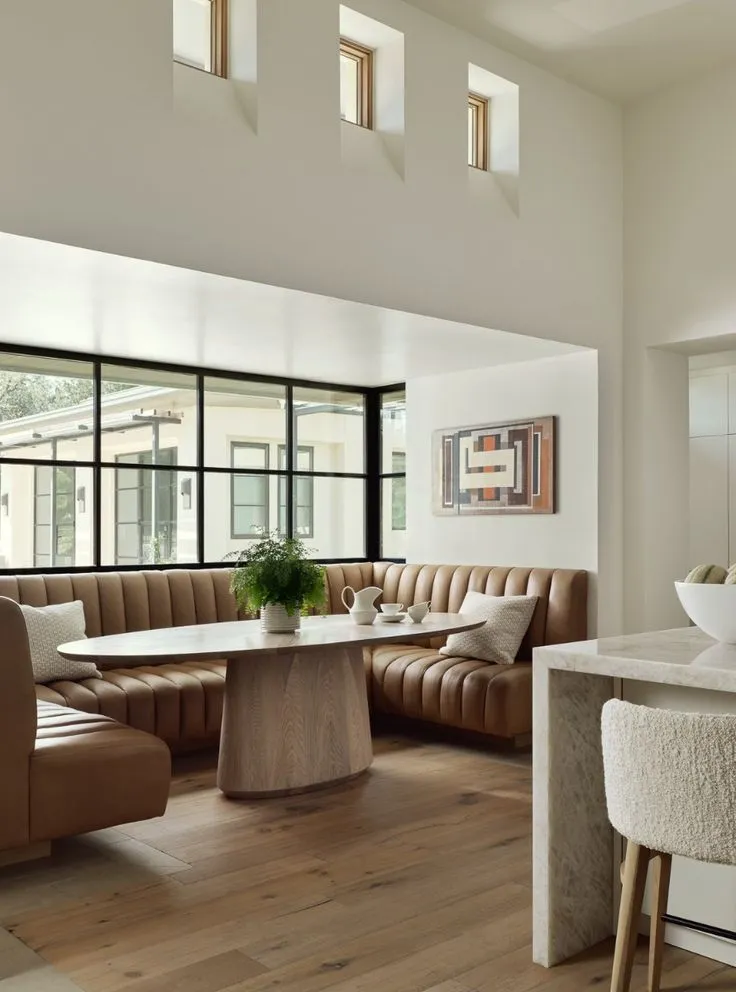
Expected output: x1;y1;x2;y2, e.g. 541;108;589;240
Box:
0;596;170;860
0;563;586;857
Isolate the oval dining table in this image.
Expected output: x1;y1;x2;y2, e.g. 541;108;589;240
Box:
59;612;484;799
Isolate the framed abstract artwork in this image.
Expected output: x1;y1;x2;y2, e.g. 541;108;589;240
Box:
432;416;556;516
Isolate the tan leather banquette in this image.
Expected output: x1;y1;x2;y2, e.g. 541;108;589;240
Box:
0;597;170;858
0;563;587;749
0;563;586;857
327;563;587;740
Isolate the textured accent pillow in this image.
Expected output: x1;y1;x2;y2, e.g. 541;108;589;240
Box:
20;601;101;684
440;591;538;666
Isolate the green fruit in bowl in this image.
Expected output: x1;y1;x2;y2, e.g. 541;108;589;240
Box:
683;564;728;584
725;565;736;585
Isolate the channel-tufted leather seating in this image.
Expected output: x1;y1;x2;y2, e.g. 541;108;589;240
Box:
0;563;586;750
0;570;237;752
326;563;588;740
0;563;585;856
0;596;170;857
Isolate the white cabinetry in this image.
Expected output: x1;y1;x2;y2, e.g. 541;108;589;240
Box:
689;435;728;565
689;372;728;437
689;370;736;567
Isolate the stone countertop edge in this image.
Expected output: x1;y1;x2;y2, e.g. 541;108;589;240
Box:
533;626;736;693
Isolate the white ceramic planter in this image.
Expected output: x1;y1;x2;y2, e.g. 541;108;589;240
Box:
260;604;301;634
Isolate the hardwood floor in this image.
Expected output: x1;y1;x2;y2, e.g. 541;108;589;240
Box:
0;733;732;992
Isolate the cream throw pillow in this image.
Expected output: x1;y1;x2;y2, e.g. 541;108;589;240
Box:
20;601;101;684
441;591;538;666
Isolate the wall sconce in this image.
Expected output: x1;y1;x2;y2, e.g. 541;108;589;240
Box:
180;477;192;510
0;493;8;516
76;486;86;514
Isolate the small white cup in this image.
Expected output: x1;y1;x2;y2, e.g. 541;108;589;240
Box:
380;602;404;616
407;602;430;623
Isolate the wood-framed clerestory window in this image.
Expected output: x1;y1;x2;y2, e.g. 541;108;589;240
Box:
340;38;374;129
468;93;489;170
173;0;228;79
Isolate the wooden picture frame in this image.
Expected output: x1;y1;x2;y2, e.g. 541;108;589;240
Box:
433;416;556;516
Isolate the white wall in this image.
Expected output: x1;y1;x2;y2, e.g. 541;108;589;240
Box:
406;351;600;632
624;63;736;631
0;0;623;626
689;365;736;571
0;0;622;350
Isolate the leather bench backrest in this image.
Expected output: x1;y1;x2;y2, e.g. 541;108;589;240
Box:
0;562;587;670
0;597;37;850
0;570;238;670
327;562;588;656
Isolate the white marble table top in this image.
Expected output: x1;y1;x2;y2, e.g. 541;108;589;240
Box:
534;626;736;692
58;612;484;663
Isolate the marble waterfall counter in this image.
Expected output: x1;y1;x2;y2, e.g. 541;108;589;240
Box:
533;626;736;969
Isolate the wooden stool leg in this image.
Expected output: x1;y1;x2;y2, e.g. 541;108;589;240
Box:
648;852;672;992
611;841;650;992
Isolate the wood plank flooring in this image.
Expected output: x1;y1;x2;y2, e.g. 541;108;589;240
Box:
0;733;732;992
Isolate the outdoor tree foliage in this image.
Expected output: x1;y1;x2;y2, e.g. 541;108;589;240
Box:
0;371;130;424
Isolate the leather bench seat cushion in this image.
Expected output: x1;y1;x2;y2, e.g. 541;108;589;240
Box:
31;701;170;842
34;661;226;748
371;644;532;739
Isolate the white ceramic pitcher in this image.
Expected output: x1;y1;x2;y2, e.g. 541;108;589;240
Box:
341;585;382;625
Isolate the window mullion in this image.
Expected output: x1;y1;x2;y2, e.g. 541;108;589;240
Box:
196;372;205;564
286;385;294;540
93;360;102;568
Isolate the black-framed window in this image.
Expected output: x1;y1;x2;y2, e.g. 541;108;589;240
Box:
34;465;76;567
115;449;178;565
391;451;406;531
380;389;406;559
231;442;270;540
278;445;314;538
0;345;404;572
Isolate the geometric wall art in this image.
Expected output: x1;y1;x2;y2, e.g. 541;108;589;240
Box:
432;416;555;515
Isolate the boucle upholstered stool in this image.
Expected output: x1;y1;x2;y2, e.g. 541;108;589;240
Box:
601;699;736;992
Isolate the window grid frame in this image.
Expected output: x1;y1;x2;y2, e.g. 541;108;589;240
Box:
33;464;77;568
340;37;374;130
230;440;271;541
378;389;406;558
173;0;228;78
277;443;314;540
468;92;489;171
0;345;402;572
114;448;179;566
390;450;406;533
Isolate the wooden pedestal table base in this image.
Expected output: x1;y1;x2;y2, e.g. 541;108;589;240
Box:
217;646;373;798
58;612;483;801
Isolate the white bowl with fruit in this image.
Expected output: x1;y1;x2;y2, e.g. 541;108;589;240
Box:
675;565;736;644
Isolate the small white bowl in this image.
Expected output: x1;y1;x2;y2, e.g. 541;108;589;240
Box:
675;582;736;643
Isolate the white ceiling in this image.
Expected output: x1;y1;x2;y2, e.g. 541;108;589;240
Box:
0;233;581;387
404;0;736;102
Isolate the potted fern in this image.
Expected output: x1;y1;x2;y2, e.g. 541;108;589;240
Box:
228;534;326;633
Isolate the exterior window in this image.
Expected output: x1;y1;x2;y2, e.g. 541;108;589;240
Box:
380;390;406;558
231;442;269;539
34;466;76;567
0;349;394;570
340;38;373;128
115;449;178;565
391;451;406;532
468;93;488;170
278;446;314;539
173;0;227;78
